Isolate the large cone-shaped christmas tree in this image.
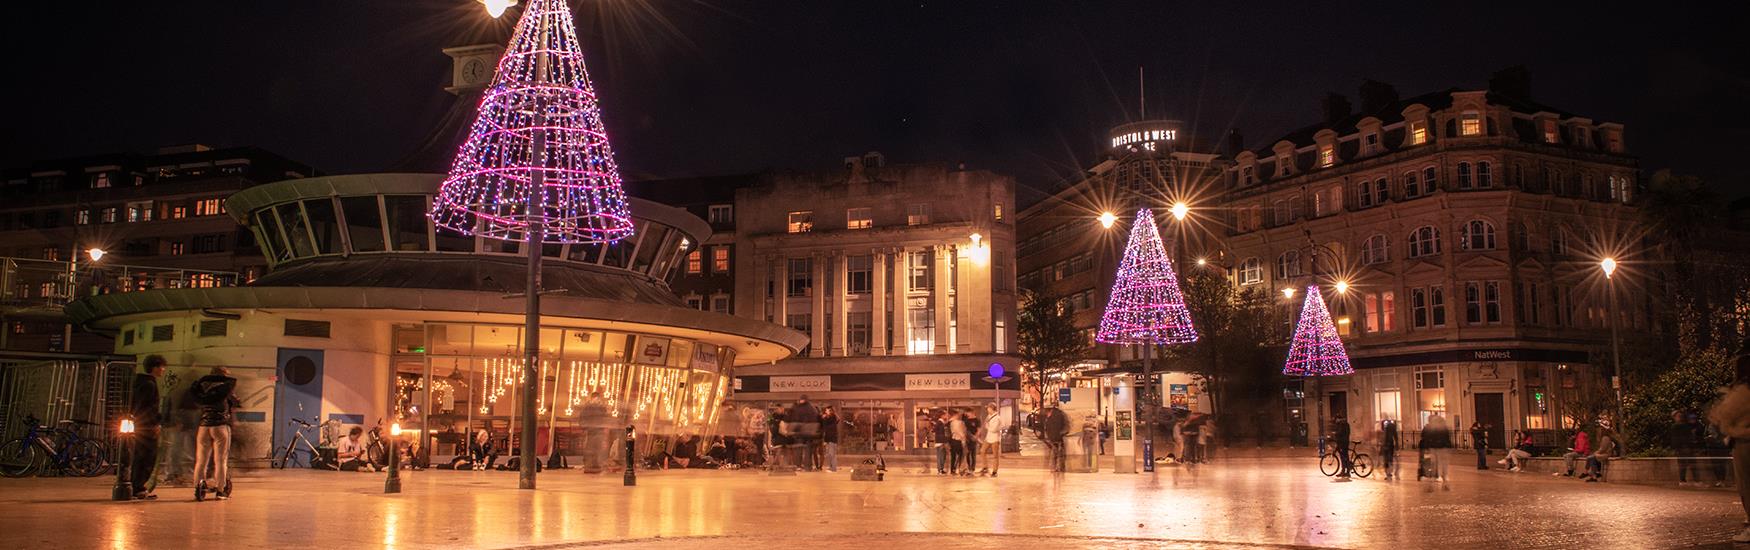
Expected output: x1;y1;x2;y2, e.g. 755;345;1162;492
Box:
431;0;634;244
1283;285;1354;376
1096;208;1198;345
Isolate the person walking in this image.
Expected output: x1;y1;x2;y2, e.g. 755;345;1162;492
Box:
962;410;981;476
191;366;240;500
1331;413;1353;481
1706;343;1750;543
948;410;968;475
1379;419;1400;480
980;403;1007;476
1419;412;1453;482
1039;402;1069;473
1470;421;1490;470
1198;418;1216;464
128;355;167;500
788;396;820;471
1670;410;1703;486
930;412;949;474
819;406;842;472
1554;428;1591;477
717;403;742;469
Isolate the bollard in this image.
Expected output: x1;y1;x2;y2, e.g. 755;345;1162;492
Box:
111;419;134;501
622;425;636;486
384;423;402;494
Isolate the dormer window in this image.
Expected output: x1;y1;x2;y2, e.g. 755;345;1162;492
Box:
1408;121;1428;145
1542;119;1559;143
1318;145;1335;168
1362;133;1379;155
1241;166;1254;185
1573;128;1589;148
1460;112;1482;136
1277;154;1292;177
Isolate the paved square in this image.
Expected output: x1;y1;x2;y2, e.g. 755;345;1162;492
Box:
0;458;1738;549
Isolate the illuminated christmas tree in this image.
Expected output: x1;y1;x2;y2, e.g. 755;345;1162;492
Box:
1096;208;1198;345
1283;285;1354;376
430;0;634;244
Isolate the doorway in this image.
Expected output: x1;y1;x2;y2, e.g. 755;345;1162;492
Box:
273;349;325;467
1474;392;1506;449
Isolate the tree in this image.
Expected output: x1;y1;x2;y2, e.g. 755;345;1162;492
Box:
1016;286;1088;409
1169;269;1289;439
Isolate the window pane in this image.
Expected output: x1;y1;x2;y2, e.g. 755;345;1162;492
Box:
274;203;315;258
303;199;342;255
631;223;666;274
341;196;386;252
384;195;430;252
255;210;290;262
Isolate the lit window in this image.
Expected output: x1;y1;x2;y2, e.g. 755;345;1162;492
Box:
1381;292;1395;331
41;247;60;261
1460;112;1482;136
1408;121;1428;145
91;173;110;189
786;211;813;233
846;207;872;230
685;250;701;274
1365;294;1380;333
194;198;224;216
169;241;185;255
907;204;931;226
126;201;153;222
994;202;1005;221
100;207;118;223
75;210;91;225
712;246;730;272
907;308;935;354
170;206;188;219
1542;119;1559;143
1318;145;1335;167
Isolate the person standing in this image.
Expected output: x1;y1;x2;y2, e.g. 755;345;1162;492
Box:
716;403;742;468
1420;412;1453;482
948;410;968;475
1554;428;1591;477
979;404;1007;476
1039;402;1069;473
962;410;981;476
1670;410;1703;486
1379;419;1400;480
1331;414;1353;480
788;396;821;471
1706;343;1750;543
1470;421;1490;470
930;412;949;474
191;366;239;499
819;406;842;472
129;355;167;500
1198;418;1216;464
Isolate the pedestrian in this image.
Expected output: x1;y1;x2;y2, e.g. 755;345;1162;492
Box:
1331;413;1353;480
1419;412;1452;482
165;382;200;486
819;406;842;472
1705;341;1750;543
717;403;741;469
948;410;969;475
1470;421;1489;470
1670;410;1703;486
1039;402;1069;472
1553;427;1590;477
768;407;788;469
1500;430;1534;471
930;411;950;474
1581;428;1618;482
1379;418;1399;480
962;410;981;476
1198;417;1216;464
788;396;820;471
128;355;166;500
745;405;770;467
191;366;239;500
979;403;1007;476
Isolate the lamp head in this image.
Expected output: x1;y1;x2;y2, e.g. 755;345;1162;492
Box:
1334;281;1349;294
1097;211;1117;229
119;418;135;434
1282;287;1296;299
85;248;106;262
1169;202;1190;221
1600;257;1618;279
482;0;516;18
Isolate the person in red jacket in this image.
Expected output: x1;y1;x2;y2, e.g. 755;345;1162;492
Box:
1554;428;1591;477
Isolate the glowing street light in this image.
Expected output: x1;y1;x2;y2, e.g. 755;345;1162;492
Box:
1282;287;1297;299
1600;257;1618;279
482;0;517;18
1196;257;1207;267
1169;202;1190;221
1334;280;1349;295
86;248;106;262
1098;211;1117;229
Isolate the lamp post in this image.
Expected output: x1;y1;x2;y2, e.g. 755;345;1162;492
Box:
982;363;1011;477
63;247;106;352
1095;208;1198;474
384;422;402;493
112;418;134;501
1601;258;1622;426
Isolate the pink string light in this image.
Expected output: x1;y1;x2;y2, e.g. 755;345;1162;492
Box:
431;0;634;244
1283;285;1354;376
1096;208;1198;345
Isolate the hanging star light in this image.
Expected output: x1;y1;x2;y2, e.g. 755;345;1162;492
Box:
1096;208;1198;345
430;0;634;244
1283;285;1354;376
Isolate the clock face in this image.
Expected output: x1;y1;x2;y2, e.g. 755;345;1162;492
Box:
461;58;488;84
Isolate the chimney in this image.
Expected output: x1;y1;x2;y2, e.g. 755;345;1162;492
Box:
1320;93;1352;124
1357;80;1399;113
1489;66;1532;100
1223;129;1246;157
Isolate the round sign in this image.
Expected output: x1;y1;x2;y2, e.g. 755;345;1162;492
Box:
988;363;1005;379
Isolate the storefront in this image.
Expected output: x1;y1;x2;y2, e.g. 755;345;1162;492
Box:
1319;346;1595;448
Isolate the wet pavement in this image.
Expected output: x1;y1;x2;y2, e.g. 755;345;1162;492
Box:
0;458;1739;549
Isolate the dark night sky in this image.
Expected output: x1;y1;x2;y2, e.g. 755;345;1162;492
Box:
7;2;1746;202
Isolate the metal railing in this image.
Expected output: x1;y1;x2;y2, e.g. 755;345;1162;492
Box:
1;256;242;311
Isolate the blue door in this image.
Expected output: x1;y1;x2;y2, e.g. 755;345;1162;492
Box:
273;348;324;467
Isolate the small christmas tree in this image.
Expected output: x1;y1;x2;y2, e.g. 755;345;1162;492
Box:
1283;285;1354;376
431;0;634;244
1096;208;1198;345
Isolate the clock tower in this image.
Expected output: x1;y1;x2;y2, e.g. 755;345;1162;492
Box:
443;44;505;95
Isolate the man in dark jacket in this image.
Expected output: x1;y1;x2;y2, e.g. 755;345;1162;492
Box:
192;366;240;499
129;355;167;499
1039;402;1069;472
1470;422;1490;470
1332;413;1353;480
819;406;843;472
788;396;820;471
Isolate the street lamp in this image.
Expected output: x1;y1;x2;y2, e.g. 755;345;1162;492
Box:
85;248;106;262
1333;280;1349;295
1098;211;1118;229
481;0;517;18
981;363;1011;477
1283;287;1297;299
1169;202;1190;222
112;418;134;500
1195;257;1207;267
1601;257;1622;427
384;422;402;494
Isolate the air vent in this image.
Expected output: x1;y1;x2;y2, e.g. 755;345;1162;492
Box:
284;319;331;338
122;330;135;346
198;319;228;338
150;324;174;342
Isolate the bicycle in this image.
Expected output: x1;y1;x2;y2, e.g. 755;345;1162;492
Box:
1318;438;1373;478
361;419;390;468
0;416;109;478
272;417;334;469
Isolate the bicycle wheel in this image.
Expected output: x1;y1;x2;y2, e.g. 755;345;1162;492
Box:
1318;453;1340;476
0;439;42;478
1352;453;1374;478
367;440;388;467
68;440;107;477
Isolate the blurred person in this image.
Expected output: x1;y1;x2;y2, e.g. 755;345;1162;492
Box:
1331;413;1353;481
1581;429;1618;482
1706;342;1750;542
1670;410;1703;486
1419;412;1453;482
820;406;844;472
962;410;982;475
129;355;167;500
949;409;969;475
716;403;742;468
789;396;821;471
1379;419;1400;480
1039;402;1069;473
1500;430;1534;472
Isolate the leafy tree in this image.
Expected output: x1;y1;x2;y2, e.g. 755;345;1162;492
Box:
1016;286;1087;409
1622;347;1732;454
1167;268;1289;440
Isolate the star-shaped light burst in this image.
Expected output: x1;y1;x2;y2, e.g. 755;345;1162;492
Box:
1096;208;1198;345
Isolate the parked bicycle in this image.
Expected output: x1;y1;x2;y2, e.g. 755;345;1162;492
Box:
0;415;109;478
361;418;390;467
272;417;336;469
1317;437;1374;478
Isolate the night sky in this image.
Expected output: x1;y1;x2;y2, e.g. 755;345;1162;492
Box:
7;2;1745;202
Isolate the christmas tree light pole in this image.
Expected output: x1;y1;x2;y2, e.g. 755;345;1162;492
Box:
432;0;635;490
1281;234;1353;446
1097;208;1198;472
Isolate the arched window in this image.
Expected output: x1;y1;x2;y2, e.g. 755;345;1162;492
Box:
1461;220;1496;251
1402;171;1420;199
1477;162;1493;188
1457;162;1473;189
1516;223;1534;252
1238;257;1262;285
1408;226;1441;258
1422;166;1439;192
1277;250;1301;279
1362;234;1389;265
1551;227;1569;256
